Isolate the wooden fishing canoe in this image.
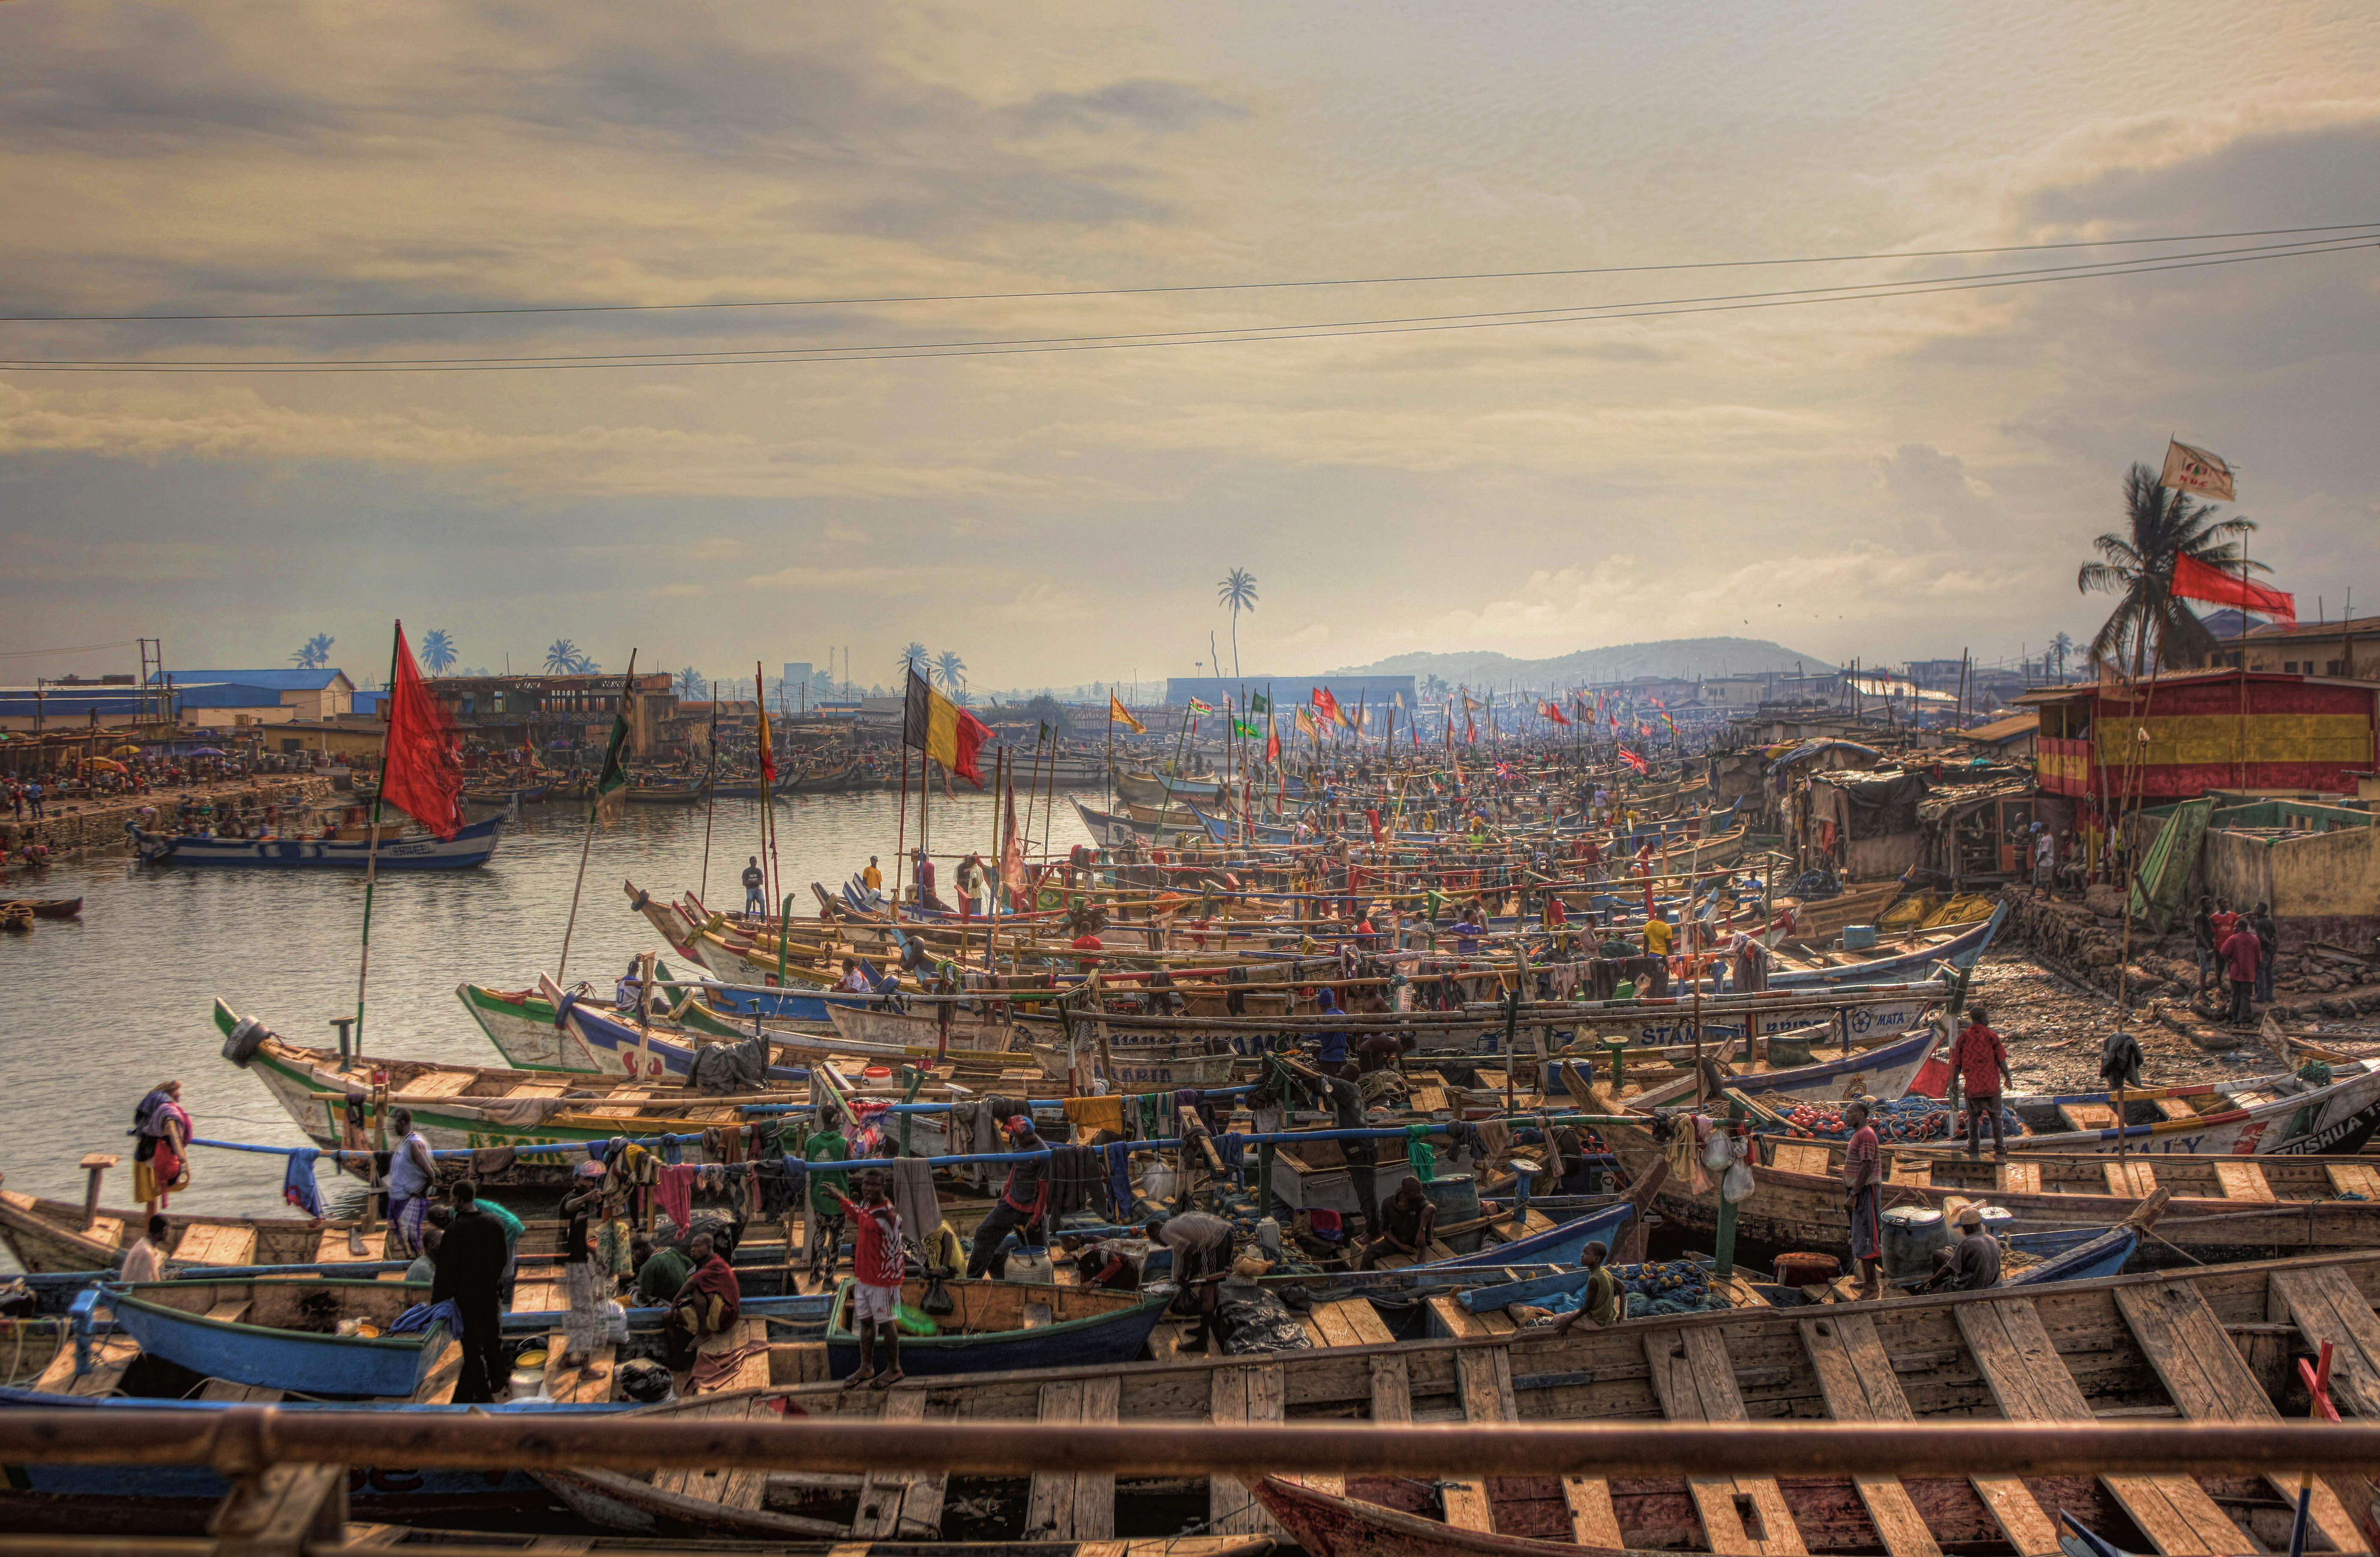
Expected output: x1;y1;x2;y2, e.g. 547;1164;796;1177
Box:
0;898;81;919
100;1277;450;1398
0;1172;369;1276
823;1277;1170;1378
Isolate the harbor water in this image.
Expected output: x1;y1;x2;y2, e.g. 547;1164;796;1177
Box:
0;788;1097;1252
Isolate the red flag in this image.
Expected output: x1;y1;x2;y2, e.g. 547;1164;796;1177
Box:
1312;686;1341;724
1265;710;1280;763
1546;702;1570;727
1618;747;1649;774
382;622;463;839
2170;553;2296;626
1464;712;1476;744
754;667;775;781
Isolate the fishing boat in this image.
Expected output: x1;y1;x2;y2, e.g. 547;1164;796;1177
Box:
129;813;504;869
0;897;81;919
1593;1107;2380;1262
825;1000;1019;1052
626;781;707;804
0;1171;374;1276
460;780;549;806
97;1277;451;1398
1610;1020;1944;1111
1113;769;1228;807
1768;900;2007;987
784;760;869;793
823;1277;1170;1377
1031;1040;1239;1088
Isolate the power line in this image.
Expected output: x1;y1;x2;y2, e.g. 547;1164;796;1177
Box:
2;237;2368;374
3;222;2375;325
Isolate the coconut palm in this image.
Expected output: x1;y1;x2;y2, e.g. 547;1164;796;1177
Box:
291;633;335;670
2078;463;2262;677
1421;673;1450;705
675;667;706;700
2047;632;2075;682
418;629;458;676
1216;568;1257;678
896;642;929;682
934;649;967;694
544;639;588;675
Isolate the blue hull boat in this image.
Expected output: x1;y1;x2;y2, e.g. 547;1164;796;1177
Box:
1421;1197;1634;1270
823;1278;1169;1379
1772;902;2007;988
99;1279;451;1399
131;814;504;869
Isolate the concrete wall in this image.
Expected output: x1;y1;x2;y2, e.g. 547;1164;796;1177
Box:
2202;824;2380;917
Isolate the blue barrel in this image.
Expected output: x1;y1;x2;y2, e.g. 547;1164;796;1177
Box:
1422;1175;1484;1254
1842;924;1879;951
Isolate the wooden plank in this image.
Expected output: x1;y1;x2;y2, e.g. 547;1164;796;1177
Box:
1340;1298;1397;1347
174;1224;260;1266
1075;1373;1119;1539
37;1335;139;1399
1797;1314;1942;1557
1208;1366;1286;1537
2104;1160;2158;1198
1887;1156;1933;1188
2272;1265;2380;1424
1960;1298;2243;1556
1563;1475;1625;1551
650;1396;767;1509
1644;1327;1808;1555
2213;1161;2277;1202
313;1226;386;1265
1443;1347;1512;1532
2325;1163;2380;1199
1770;1142;1833;1178
1024;1380;1084;1540
210;1462;349;1552
1998;1161;2042;1195
204;1299;252;1324
1308;1300;1367;1349
198;1378;282;1402
1427;1293;1496;1340
411;1338;464;1405
2116;1280;2367;1555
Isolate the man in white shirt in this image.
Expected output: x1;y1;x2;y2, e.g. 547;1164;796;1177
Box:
119;1214;172;1283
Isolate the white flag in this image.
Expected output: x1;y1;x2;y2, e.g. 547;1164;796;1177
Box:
2159;439;2235;502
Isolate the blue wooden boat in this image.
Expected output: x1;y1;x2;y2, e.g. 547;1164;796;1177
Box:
1771;901;2007;988
822;1277;1169;1378
97;1278;453;1398
129;813;504;870
1415;1196;1632;1270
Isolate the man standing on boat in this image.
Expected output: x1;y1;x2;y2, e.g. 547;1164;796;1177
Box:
863;855;883;893
433;1181;512;1403
1948;1005;2010;1160
385;1108;438;1261
1842;1099;1884;1302
829;1169;905;1389
804;1106;852;1284
741;855;766;917
965;1116;1050;1279
558;1160;611;1384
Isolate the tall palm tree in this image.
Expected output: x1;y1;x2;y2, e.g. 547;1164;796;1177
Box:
2047;631;2075;682
1421;673;1450;704
418;629;458;676
674;666;705;700
544;639;586;675
291;633;335;670
934;649;967;693
1216;568;1258;678
896;642;929;683
2078;463;2261;677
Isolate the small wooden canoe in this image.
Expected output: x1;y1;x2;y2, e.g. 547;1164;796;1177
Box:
823;1277;1169;1378
0;898;81;919
101;1277;449;1398
0;1174;367;1276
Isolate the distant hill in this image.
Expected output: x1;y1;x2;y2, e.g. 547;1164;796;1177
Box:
1325;637;1839;688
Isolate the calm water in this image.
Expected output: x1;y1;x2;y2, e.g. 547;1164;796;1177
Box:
0;787;1098;1241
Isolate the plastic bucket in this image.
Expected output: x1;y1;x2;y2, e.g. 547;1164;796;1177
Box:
1879;1204;1949;1280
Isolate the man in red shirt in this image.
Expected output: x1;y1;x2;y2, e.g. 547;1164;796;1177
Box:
1842;1100;1883;1301
830;1169;906;1388
2218;918;2263;1027
1949;1005;2012;1160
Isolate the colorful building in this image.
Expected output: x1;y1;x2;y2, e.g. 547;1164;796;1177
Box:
2019;670;2378;801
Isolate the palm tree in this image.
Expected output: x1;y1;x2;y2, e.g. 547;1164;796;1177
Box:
1421;673;1450;704
675;667;706;700
2078;463;2262;677
544;639;586;675
1216;568;1257;678
934;649;967;694
291;633;335;670
896;642;929;683
418;629;457;676
2047;632;2075;682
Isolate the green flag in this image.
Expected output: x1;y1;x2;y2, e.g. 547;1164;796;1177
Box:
1249;693;1269;714
593;649;637;826
1233;718;1258;739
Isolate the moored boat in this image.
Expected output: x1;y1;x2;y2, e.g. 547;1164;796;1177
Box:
823;1277;1169;1378
130;813;505;869
98;1277;450;1398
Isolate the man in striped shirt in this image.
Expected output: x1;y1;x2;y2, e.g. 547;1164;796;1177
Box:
831;1169;905;1389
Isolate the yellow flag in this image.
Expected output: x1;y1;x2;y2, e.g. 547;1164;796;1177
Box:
1109;692;1144;734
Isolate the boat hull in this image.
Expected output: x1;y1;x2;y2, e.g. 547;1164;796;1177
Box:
132;815;504;869
823;1280;1168;1378
103;1282;446;1398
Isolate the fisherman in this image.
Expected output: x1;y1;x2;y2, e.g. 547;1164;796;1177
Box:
118;1213;173;1284
1355;1177;1437;1270
384;1107;439;1260
1922;1205;2002;1292
433;1181;512;1403
2031;823;2055;892
1948;1004;2011;1160
741;855;766;917
966;1116;1049;1279
557;1160;611;1383
1842;1099;1884;1301
803;1106;852;1282
1148;1208;1236;1348
835;957;872;994
2218;913;2263;1027
131;1080;192;1215
829;1169;906;1389
667;1230;743;1374
1320;1061;1382;1237
1312;987;1350;1067
633;1238;690;1314
403;1206;450;1283
1548;1240;1623;1333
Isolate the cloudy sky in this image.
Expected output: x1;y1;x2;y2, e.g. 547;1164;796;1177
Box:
3;1;2375;692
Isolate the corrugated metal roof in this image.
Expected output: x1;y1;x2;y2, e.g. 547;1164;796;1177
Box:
1956;711;2039;744
149;669;351;691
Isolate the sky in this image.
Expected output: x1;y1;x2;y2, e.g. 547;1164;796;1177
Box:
3;1;2377;695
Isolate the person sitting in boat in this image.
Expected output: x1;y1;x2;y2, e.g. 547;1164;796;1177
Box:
614;959;644;1013
1920;1205;2002;1292
118;1213;173;1284
665;1229;743;1375
835;958;872;995
1355;1178;1437;1271
1525;1240;1621;1333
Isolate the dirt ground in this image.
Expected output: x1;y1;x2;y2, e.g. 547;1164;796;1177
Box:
1964;948;2380;1094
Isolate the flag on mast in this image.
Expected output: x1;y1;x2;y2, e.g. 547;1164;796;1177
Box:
592;649;638;827
381;622;463;839
999;758;1027;895
2159;439;2236;502
904;668;992;792
1108;692;1145;734
2170;552;2296;625
754;669;776;782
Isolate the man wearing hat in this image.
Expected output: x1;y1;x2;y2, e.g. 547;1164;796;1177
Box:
965;1116;1049;1279
1923;1204;2002;1292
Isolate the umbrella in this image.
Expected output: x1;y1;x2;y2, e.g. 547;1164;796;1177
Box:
111;745;143;757
187;747;227;757
85;757;126;773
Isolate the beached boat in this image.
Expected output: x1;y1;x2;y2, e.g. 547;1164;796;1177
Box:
0;1172;375;1276
1767;901;2007;987
98;1277;450;1398
129;813;504;869
824;1277;1170;1378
